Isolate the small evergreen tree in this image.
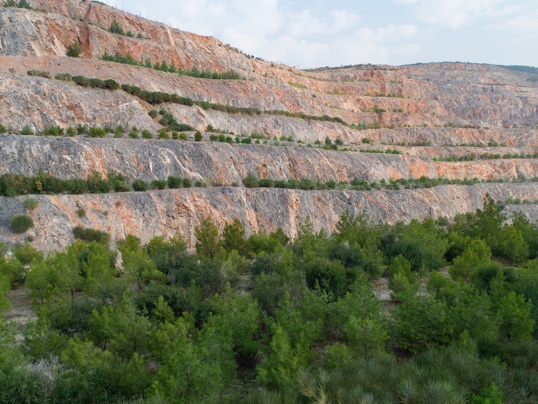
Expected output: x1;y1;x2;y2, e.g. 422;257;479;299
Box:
109;20;125;35
10;215;34;233
66;40;82;57
195;217;221;259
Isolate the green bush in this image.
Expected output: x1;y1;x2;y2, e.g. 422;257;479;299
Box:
128;127;139;139
20;125;33;136
55;73;72;82
194;131;203;141
42;126;64;137
158;129;170;139
66;40;82;57
0;124;7;134
167;176;184;189
141;130;153;139
132;179;149;192
73;226;109;243
151;180;167;190
109;20;125;35
27;70;51;79
242;172;258;188
10;215;34;233
24;198;39;210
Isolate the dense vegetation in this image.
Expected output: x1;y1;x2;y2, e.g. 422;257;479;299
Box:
1;198;538;402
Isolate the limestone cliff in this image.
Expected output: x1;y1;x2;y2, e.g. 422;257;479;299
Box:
0;0;537;251
1;184;537;252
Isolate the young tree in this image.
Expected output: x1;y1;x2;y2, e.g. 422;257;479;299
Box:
195;217;221;259
221;218;246;255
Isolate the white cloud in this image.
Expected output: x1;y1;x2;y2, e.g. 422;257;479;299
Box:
395;0;512;29
104;0;421;67
490;9;538;37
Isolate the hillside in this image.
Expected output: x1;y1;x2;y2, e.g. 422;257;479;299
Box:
0;0;537;250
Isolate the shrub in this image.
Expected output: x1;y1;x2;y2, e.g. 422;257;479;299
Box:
128;128;139;139
109;20;125;35
179;133;188;141
148;110;158;118
24;198;39;210
194;131;202;141
10;215;34;233
42;126;64;137
141;130;153;139
55;73;72;82
66;40;82;57
243;173;259;188
258;178;274;188
0;124;6;134
183;178;193;188
158;129;170;139
66;127;76;136
151;180;167;190
167;176;183;189
132;179;149;192
27;70;51;79
76;208;86;218
89;127;106;138
20;125;33;136
76;125;87;134
171;123;194;132
73;227;109;243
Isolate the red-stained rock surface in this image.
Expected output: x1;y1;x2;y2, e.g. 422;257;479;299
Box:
0;0;537;250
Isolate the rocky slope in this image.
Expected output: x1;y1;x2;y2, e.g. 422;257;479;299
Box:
1;183;537;252
2;135;538;183
0;0;537;250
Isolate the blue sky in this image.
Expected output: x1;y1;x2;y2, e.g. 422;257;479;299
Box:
105;0;538;68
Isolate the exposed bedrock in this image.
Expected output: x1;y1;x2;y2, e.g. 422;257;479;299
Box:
2;136;538;183
1;183;537;252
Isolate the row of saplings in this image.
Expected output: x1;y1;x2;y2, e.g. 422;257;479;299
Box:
1;169;529;202
0;171;202;199
1;197;538;402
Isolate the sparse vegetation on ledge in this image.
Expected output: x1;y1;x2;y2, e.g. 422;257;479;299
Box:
1;170;534;199
0;171;201;197
434;152;538;162
242;173;534;192
108;19;145;39
33;70;351;127
102;51;243;80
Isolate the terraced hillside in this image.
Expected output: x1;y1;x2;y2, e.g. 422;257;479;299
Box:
0;0;537;250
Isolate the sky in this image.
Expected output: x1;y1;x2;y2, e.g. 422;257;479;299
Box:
104;0;538;69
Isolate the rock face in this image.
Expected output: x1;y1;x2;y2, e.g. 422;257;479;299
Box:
0;0;537;251
1;184;537;252
2;135;538;183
